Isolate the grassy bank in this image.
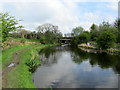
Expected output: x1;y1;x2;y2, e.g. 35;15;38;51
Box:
2;44;56;88
2;45;33;69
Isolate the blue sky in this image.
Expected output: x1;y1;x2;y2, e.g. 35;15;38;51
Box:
0;0;118;34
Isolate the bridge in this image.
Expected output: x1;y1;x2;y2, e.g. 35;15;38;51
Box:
58;37;72;44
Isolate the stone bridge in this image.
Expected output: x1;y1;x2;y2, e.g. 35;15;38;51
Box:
58;37;72;44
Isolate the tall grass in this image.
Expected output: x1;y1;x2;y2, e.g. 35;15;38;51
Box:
26;49;41;72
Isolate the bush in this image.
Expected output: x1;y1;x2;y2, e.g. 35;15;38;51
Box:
96;31;116;50
78;31;91;44
20;39;26;43
25;49;40;72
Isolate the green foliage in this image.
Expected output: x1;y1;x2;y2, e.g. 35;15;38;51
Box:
71;19;120;51
71;36;79;45
71;31;90;45
0;12;23;42
114;18;120;43
96;31;116;49
20;39;26;43
26;49;40;72
37;23;62;44
71;26;84;36
78;31;91;44
26;59;40;70
114;18;120;30
39;36;46;44
90;24;99;41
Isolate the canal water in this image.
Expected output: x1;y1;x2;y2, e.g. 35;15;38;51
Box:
33;45;120;88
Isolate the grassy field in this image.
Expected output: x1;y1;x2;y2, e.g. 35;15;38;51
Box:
2;38;56;88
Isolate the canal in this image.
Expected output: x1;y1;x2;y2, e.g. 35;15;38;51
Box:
33;45;120;88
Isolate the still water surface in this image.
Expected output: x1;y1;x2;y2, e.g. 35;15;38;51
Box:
33;46;120;88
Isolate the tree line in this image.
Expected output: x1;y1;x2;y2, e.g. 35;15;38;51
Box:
71;19;120;50
1;12;120;50
0;13;62;44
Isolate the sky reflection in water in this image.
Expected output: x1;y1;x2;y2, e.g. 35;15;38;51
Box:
33;46;120;88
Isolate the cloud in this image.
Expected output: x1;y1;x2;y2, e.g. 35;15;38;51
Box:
0;3;3;12
0;0;118;34
2;0;81;33
0;0;119;2
84;12;99;22
107;2;118;11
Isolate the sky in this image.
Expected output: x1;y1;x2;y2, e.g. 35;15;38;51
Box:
0;0;119;34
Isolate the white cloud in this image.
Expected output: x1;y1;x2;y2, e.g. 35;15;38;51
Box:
0;0;119;2
79;21;93;31
0;0;118;34
107;2;118;11
5;0;81;33
84;12;99;22
0;3;3;12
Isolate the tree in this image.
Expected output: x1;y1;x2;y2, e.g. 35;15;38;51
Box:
71;36;79;45
0;13;23;42
114;18;120;43
90;24;99;41
96;31;116;50
37;23;58;33
71;26;84;36
78;31;91;44
98;21;119;43
114;18;120;30
17;29;29;38
99;21;111;32
36;23;62;44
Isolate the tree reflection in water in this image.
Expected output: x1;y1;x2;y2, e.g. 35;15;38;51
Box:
70;46;120;74
38;46;120;74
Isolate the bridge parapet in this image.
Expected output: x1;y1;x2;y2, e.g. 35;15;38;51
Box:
58;37;72;44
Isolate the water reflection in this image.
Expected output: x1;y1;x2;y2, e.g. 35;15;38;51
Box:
33;46;120;88
70;46;120;71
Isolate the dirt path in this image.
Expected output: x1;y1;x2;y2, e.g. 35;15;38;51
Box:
2;46;33;88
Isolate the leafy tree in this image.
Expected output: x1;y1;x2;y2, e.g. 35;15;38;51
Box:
71;36;79;45
102;21;110;27
114;18;120;30
114;18;120;43
99;21;111;32
96;31;116;49
37;23;62;44
90;24;99;41
0;13;23;42
98;21;118;43
71;26;84;36
78;31;91;44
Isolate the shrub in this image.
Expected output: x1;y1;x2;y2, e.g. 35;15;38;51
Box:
96;31;116;50
20;39;26;43
25;50;41;72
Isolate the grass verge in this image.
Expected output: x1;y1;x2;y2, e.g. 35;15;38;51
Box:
2;45;33;69
2;44;56;88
